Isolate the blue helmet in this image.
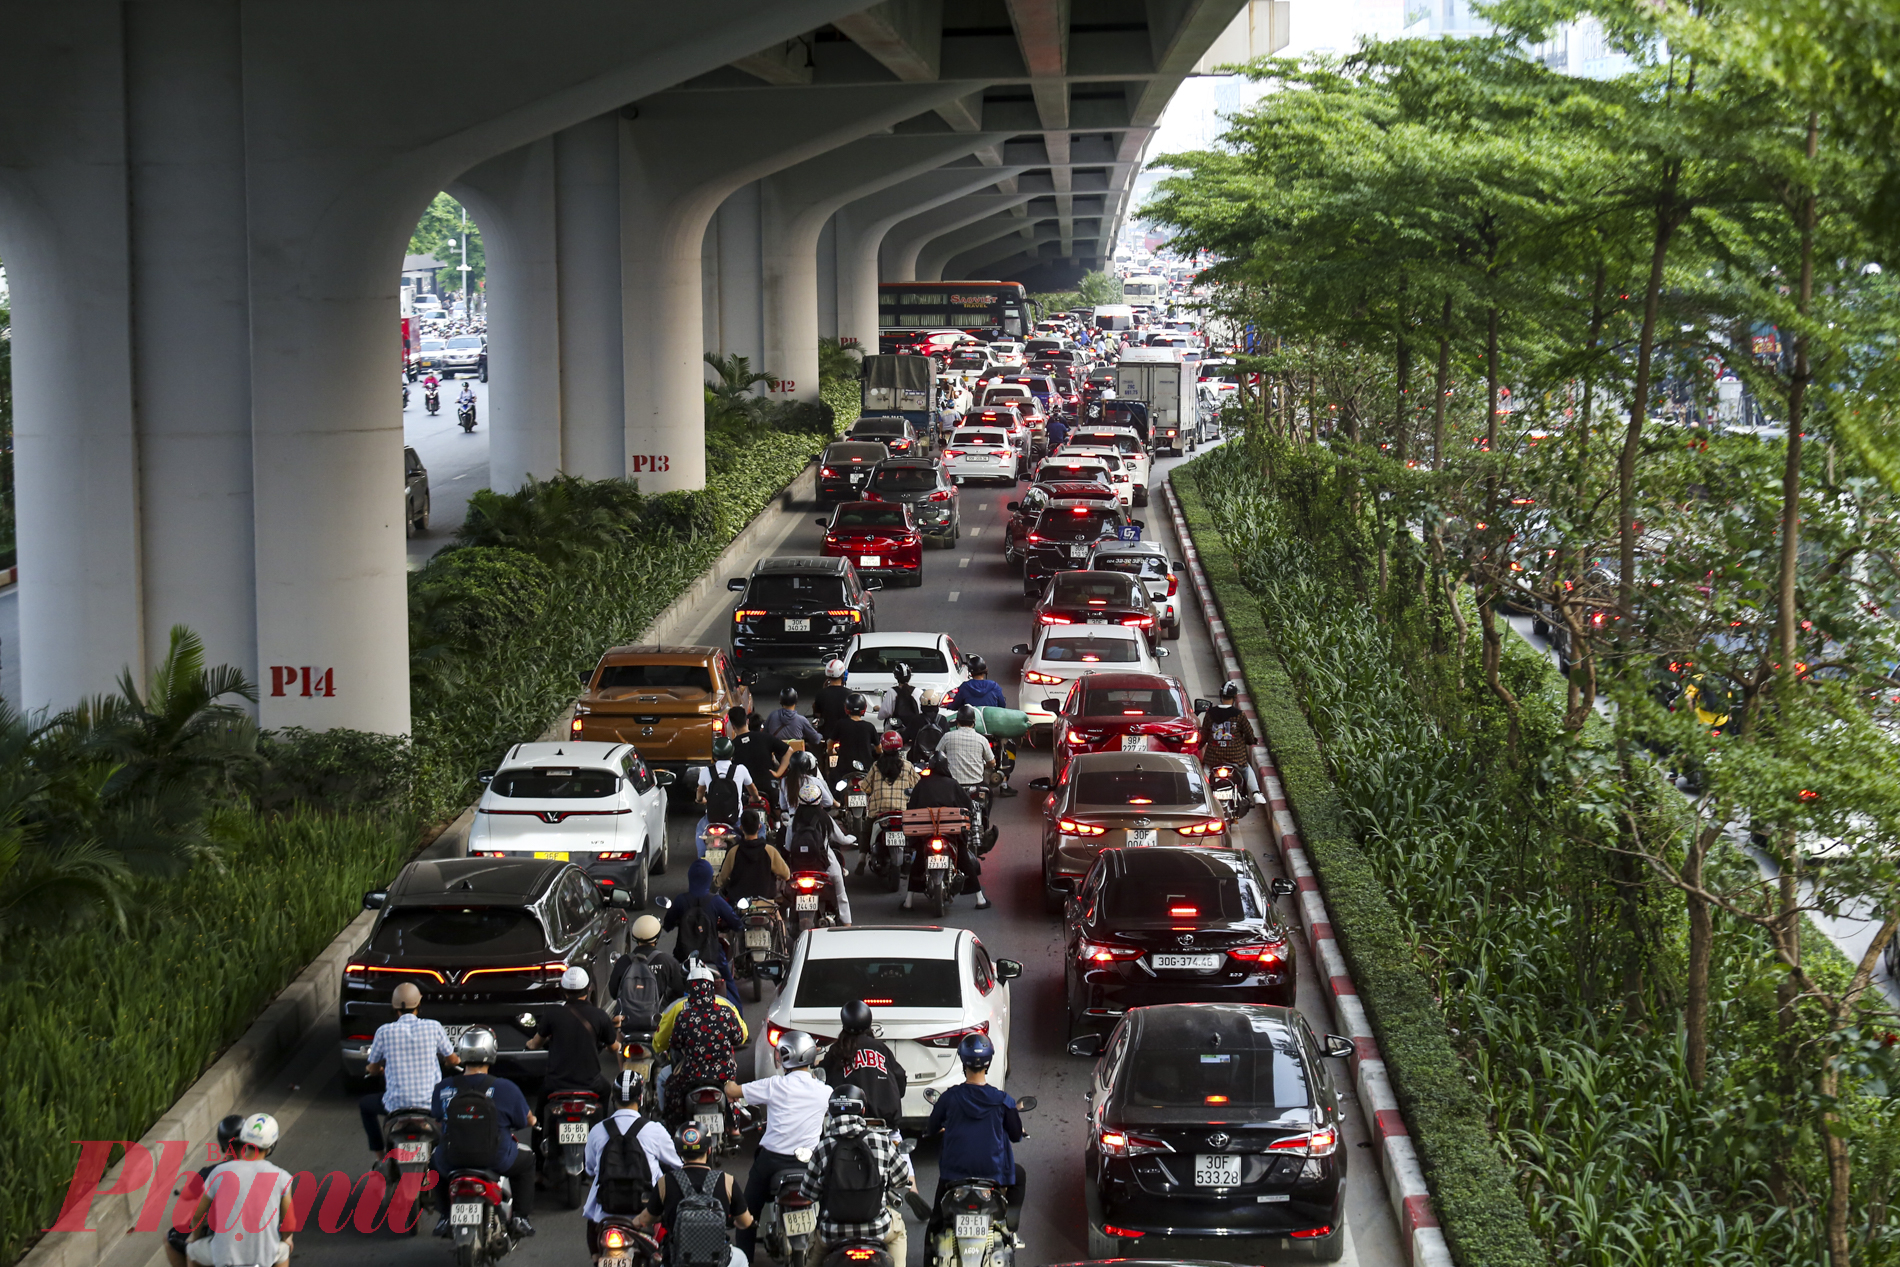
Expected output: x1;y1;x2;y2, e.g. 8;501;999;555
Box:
957;1032;995;1071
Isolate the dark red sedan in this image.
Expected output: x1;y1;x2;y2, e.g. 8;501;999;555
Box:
1044;671;1200;776
1030;570;1161;644
817;501;923;587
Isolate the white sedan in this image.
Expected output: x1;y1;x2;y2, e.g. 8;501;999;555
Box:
1009;624;1169;728
466;741;675;907
987;341;1026;367
844;632;973;715
754;926;1020;1123
941;427;1020;485
1054;445;1135;506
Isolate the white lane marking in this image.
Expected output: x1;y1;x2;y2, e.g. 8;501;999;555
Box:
978;503;989;510
948;591;960;602
969;526;984;537
959;557;971;568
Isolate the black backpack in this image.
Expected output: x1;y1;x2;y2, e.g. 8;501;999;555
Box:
675;899;717;964
443;1076;501;1169
704;761;741;826
666;1166;732;1267
890;686;921;726
616;950;665;1031
787;805;831;868
595;1115;655;1216
820;1131;885;1225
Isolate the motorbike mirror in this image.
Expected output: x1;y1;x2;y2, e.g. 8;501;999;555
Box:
654;770;677;787
1066;1033;1105;1058
1011;644;1032;656
652;895;673;911
577;670;594;686
1193;698;1211;713
476;769;496;785
863;577;884;590
609;889;632;907
1005;501;1020;511
1155;647;1170;658
1041;699;1061;712
1016;1095;1038;1113
735;897;749;911
516;1011;537;1031
1323;1034;1357;1060
1027;777;1052;791
900;1138;916;1154
834;779;847;792
923;1087;942;1105
362;890;388;910
727;577;748;592
1270;877;1297;897
995;959;1022;981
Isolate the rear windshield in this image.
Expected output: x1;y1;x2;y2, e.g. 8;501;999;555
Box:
834;505;909;529
1102;866;1249;922
1078;684;1180;717
1038;464;1108;485
947;353;990;368
490;768;619;799
374;908;548;957
795;956;963;1009
1051;574;1136;604
1095;554;1169;579
1075;433;1138;453
1126;1043;1308;1111
849;645;950;676
447;336;483;349
420;340;445;352
1073;766;1203;806
594;663;712;691
853;420;905;436
1031;509;1118;541
747;574;848;606
826;444;887;464
1040;637;1142;664
952;431;1008;446
871;467;939;493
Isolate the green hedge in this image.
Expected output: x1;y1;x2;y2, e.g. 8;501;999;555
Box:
1170;463;1549;1267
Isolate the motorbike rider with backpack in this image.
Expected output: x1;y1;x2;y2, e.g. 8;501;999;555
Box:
818;1001;908;1127
632;1123;751;1267
803;1087;911;1267
612;915;687;1036
903;754;988;911
430;1027;538;1238
663;859;745;1005
725;1031;832;1263
729;708;791;811
715;809;790;902
583;1070;681;1256
921;1035;1025;1243
783;778;855;924
1198;680;1266;802
694;737;756;856
876;663;927;739
811;660;854;737
525;966;617;1159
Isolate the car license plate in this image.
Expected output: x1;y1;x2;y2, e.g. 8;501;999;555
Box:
849;473;864;482
796;894;819;910
1121;735;1149;751
954;1214;989;1238
1069;545;1088;557
1152;953;1222;970
695;1112;723;1138
970;454;994;463
532;851;569;861
1126;828;1157;847
926;853;952;870
859;555;882;568
1087;616;1108;624
558;1122;588;1144
442;1025;469;1042
783;1206;818;1237
884;830;904;849
450;1203;482;1227
784;617;810;632
1195;1154;1243;1187
746;927;772;949
847;793;867;808
706;846;728;870
394;1142;431;1164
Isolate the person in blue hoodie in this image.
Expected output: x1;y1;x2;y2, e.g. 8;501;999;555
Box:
921;1033;1025;1235
661;858;744;1007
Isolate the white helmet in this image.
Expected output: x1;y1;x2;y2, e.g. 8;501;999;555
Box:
560;966;590;992
687;961;718;983
798;780;824;806
776;1030;819;1070
237;1113;280;1151
825;658;847;679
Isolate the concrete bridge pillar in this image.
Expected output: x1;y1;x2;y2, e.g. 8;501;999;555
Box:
553;113;628;481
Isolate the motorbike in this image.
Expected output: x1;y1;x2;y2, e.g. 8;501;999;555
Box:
539;1089;602;1209
445;1168;519;1267
788;869;843;936
922;1093;1037;1267
835;771;869;845
402;381;411;410
618;1031;660;1111
425;387;441;415
593;1217;661;1267
902;807;971;918
859;810;906;892
374;1109;438;1235
968;784;998;853
756;1152;818;1266
457;399;478;432
733;895;787;1002
678;1079;748;1163
700;819;736;871
1208;763;1252;825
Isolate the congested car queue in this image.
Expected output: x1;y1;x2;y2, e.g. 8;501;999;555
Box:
172;299;1370;1267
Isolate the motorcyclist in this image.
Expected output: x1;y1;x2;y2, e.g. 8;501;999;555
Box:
863;732;921;821
804;1086;911;1267
876;662;929;740
431;1028;538;1238
1046;414;1071;450
662;859;745;1005
1198;680;1266;803
694;736;756;856
903;754;987;911
778;749;833;816
655;964;747;1127
935;705;999;797
456;382;476;419
829;693;880;780
729;708;791;813
715;808;790;903
163;1115;246;1267
725;1031;832;1263
180;1115;296;1267
762;687;823;747
581;1070;681;1257
611;913;687;1035
945;655;1008;711
359;981;460;1156
921;1034;1025;1242
525;966;617;1163
630;1122;752;1263
812;659;854;735
905;723;945;774
782;778;855;924
818;1001;908;1126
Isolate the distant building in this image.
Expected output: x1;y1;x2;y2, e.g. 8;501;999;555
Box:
402;254;445;296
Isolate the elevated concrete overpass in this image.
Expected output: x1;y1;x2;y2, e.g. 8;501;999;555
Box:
0;0;1251;735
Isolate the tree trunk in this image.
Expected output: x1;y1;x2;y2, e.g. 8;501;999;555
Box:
1479;594;1521;754
1484;306;1501;455
1433;295;1453;471
1774;114;1819;670
1620;180;1684;624
1684;824;1717;1088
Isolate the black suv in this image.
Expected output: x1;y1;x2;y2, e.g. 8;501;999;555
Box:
1022;504;1140;597
728;556;880;673
819;441;891;505
846;414;923;456
865;458;961;546
339;856;631;1086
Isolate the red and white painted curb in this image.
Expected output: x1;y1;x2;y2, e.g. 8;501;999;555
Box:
1163;478;1453;1267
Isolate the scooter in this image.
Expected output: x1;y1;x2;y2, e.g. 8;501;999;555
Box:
835;771;869;845
902;806;971;918
678;1079;749;1164
756;1154;818;1266
402;381;411;411
457;399;478;432
922;1093;1037;1267
374;1109;438;1235
788;869;843;936
860;810;905;892
1207;763;1263;825
733;895;787;1002
445;1168;519;1267
618;1032;660;1112
538;1089;602;1209
700;820;736;871
425;387;441;415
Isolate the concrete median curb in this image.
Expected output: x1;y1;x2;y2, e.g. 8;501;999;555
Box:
1162;476;1453;1267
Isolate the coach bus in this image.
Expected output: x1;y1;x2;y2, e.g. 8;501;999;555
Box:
878;281;1034;339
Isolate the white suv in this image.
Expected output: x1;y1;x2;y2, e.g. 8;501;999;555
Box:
941;426;1020;485
468;742;674;908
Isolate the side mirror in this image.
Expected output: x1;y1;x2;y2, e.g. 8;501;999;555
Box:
1006;501;1020;511
1041;698;1061;712
1155;647;1170;658
362;890;388;910
516;1011;538;1032
727;577;748;591
1172;560;1186;571
1132;519;1146;531
1066;1033;1105;1058
477;769;496;785
924;1087;942;1105
1028;776;1052;791
1193;698;1210;714
815;518;829;527
652;895;673;911
740;669;761;687
654;770;677;787
1323;1034;1357;1060
1016;1095;1038;1112
996;959;1022;981
577;670;594;686
901;1138;917;1154
609;889;633;907
863;577;884;590
1270;878;1297;897
1011;644;1032;656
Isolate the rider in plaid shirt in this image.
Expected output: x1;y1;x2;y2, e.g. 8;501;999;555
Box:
804;1088;911;1262
863;733;921;817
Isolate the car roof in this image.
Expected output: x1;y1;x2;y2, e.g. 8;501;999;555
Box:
851;631;948;649
1130;1001;1297;1050
802;925;964;960
597;644;723;662
754;556;850;575
389;856;567;903
874;457;939;471
1103;844;1251;881
501;741;632;766
826;441;889;456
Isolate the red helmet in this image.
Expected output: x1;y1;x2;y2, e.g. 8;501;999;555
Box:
880;731;905;752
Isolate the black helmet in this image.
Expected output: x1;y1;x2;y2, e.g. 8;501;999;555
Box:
957;704;978;728
893;663;913;684
613;1068;646;1107
215;1114;246;1156
829;1086;868;1116
840;999;874;1035
846;693;867;717
1220;680;1241;701
780;686;799;707
791;750;818;776
966;654;988;675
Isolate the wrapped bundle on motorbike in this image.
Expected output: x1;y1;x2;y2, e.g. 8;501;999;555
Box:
977;707;1031;738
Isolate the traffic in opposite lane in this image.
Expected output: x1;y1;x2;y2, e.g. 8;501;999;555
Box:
221;309;1402;1267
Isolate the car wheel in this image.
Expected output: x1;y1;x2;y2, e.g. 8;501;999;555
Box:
1308;1224;1347;1262
628;856;651;909
649;824;669;876
1084;1182;1118;1259
1165;619;1181;641
1134;486;1149;507
405;504;417;539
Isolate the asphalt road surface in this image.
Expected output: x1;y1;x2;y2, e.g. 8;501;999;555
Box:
236;436;1404;1267
404;375;490;569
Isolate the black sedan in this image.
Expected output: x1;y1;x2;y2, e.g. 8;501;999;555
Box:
1021;504;1140;597
846;414;924;456
863;458;960;545
1064;846;1299;1035
1069;1002;1357;1262
728;555;880;672
1031;569;1162;646
340;856;632;1087
818;440;890;504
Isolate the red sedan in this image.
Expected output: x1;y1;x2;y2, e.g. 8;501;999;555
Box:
1045;671;1201;775
818;501;923;587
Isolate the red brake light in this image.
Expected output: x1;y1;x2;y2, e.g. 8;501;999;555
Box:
1269;1126;1339;1157
1229;943;1285;965
919;1021;990;1048
796;876;818;889
736;609;767;618
1166;573;1178;597
1026;533;1042;542
1168;905;1198;917
941;449;963;458
1104;1226;1147;1239
1291;1226;1335;1240
1058;819;1107;836
1039;614;1073;625
570;716;584;735
1024;670;1063;684
1176;819;1226;836
821;467;836;478
1080;940;1143;963
1121;616;1154;628
929;489;953;502
602;1228;630;1252
1098;1127;1172;1157
1206;1094;1229;1104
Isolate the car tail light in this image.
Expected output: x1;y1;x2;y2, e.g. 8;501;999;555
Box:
941;450;963;458
825;610;863;623
821;467;836;478
918;1021;990;1049
1177;819;1226;836
1024;670;1063;685
1039;614;1072;625
1229;943;1286;966
1098;1127;1173;1157
766;1023;784;1048
712;714;725;736
1058;819;1107;836
825;534;839;545
1269;1126;1339;1157
1104;1226;1147;1239
594;851;637;861
570;716;584;735
346;963;445;983
1068;729;1102;742
1026;533;1042;542
1166;574;1179;597
1121;616;1154;628
928;490;953;502
1291;1225;1335;1240
1079;940;1142;964
736;609;766;618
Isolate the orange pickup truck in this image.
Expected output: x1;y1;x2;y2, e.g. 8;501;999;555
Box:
571;645;755;778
